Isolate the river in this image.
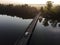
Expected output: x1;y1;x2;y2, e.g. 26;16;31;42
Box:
0;15;60;45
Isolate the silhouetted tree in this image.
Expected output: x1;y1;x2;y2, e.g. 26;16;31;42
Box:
46;1;53;10
40;6;44;13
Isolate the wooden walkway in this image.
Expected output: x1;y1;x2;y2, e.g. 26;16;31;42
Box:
15;12;41;45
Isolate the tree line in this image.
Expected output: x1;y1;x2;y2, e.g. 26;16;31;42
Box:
39;1;60;27
40;1;60;20
0;4;38;19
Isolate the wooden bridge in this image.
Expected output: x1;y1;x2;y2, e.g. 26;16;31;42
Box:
15;12;41;45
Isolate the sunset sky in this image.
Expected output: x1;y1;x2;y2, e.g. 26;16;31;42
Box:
0;0;60;4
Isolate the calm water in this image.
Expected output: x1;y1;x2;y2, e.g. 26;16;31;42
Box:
0;15;32;45
0;15;60;45
29;18;60;45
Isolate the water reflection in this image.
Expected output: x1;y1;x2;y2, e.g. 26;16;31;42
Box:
0;14;60;45
39;16;60;27
29;16;60;45
0;15;32;45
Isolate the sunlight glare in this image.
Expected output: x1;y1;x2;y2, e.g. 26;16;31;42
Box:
12;0;60;4
0;0;60;4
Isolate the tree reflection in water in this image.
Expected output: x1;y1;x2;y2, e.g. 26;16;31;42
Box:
39;16;60;27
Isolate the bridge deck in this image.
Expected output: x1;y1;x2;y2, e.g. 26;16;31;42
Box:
15;13;41;45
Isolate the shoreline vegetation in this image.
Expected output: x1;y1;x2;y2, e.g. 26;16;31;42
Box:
0;1;60;20
0;4;39;19
38;1;60;27
40;1;60;20
0;1;60;27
